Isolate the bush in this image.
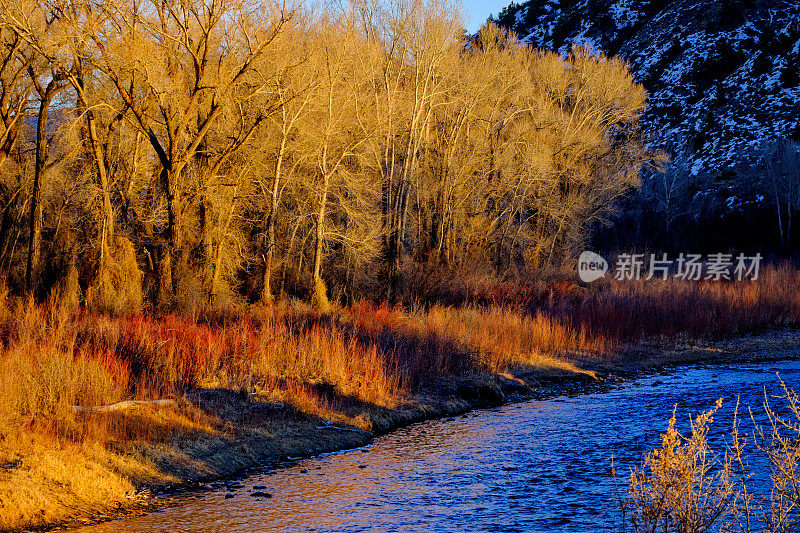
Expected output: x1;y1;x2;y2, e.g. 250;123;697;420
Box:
86;236;144;314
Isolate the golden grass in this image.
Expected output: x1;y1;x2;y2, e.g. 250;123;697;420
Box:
1;264;800;529
0;434;173;531
422;305;606;373
3;265;798;445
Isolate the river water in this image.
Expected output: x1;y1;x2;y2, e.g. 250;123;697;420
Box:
74;359;800;532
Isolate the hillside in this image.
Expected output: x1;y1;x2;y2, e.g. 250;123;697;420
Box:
492;0;800;175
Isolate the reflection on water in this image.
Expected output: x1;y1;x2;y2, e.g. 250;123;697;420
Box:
73;359;800;532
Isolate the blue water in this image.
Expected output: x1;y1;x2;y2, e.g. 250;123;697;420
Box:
74;359;800;532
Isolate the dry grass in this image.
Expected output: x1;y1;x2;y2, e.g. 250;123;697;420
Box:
2;265;798;444
622;381;800;531
0;437;170;531
433;263;800;344
422;305;606;374
1;264;800;529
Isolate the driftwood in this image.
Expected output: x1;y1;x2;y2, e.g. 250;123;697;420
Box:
71;399;176;413
315;420;373;435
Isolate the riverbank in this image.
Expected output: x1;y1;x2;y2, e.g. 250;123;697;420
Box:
66;358;800;533
4;327;799;532
2;268;800;531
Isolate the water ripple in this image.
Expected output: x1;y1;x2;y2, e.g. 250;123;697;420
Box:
74;359;800;533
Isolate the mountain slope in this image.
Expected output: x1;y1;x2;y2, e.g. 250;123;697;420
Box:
493;0;800;174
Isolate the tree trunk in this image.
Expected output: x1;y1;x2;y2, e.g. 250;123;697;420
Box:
157;244;174;306
25;90;53;294
86;111;114;243
313;184;328;283
775;183;784;250
262;136;286;304
200;197;214;300
156;165;182;303
210;205;233;307
387;180;409;304
787;199;793;247
167;168;182;255
312;178;330;310
430;190;443;263
262;199;278;304
0;118;20;171
280;215;302;299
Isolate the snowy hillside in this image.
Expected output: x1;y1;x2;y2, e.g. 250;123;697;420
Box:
492;0;800;175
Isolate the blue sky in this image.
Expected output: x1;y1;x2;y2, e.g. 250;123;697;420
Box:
463;0;510;32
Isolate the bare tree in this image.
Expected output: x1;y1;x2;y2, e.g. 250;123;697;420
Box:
87;0;291;304
759;139;800;249
0;1;662;307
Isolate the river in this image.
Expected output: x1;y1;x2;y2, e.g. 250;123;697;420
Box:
73;358;800;532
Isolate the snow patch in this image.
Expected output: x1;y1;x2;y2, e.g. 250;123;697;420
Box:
609;0;640;29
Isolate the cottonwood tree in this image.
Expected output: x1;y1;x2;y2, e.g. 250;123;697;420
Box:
358;0;463;301
641;137;693;238
2;0;132;306
0;26;31;275
254;23;316;304
296;14;372;309
0;26;29;170
1;0;75;293
759;139;800;250
426;24;528;271
86;0;291;304
0;0;663;310
517;45;654;267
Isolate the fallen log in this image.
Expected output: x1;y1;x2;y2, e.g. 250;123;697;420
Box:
71;399;176;413
315;420;373;435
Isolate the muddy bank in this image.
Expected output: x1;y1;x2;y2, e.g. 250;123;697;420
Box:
12;327;800;532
